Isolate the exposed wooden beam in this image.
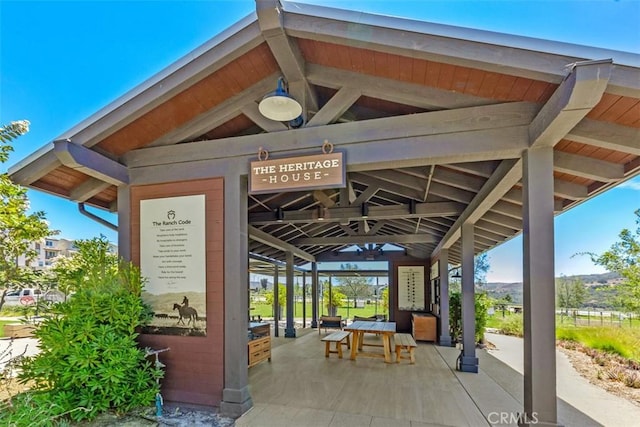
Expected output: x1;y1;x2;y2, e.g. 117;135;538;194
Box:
248;201;464;225
241;101;289;132
351;185;380;206
306;86;361;127
312;190;336;208
53;140;128;185
306;64;495;110
554;151;624;182
61;17;264;148
8;147;61;185
433;159;521;254
529;60;612;148
125;102;536;169
293;234;436;245
69;178;112;202
257;0;318;114
565;119;640;156
482;210;523;230
553;178;588;200
147;75;278;146
248;225;316;262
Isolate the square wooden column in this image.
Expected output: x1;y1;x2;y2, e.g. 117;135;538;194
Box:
522;147;558;426
285;251;296;337
460;222;478;372
220;176;252;417
438;249;452;347
311;262;318;328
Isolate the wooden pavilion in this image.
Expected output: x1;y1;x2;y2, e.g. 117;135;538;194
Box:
9;1;640;424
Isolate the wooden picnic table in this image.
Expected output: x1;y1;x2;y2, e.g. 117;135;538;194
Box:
343;321;396;363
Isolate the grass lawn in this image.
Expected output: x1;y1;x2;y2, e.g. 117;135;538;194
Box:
557;325;640;362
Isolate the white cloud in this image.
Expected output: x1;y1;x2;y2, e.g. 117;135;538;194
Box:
618;180;640;191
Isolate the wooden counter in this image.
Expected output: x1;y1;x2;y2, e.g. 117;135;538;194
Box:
411;313;436;342
248;322;271;367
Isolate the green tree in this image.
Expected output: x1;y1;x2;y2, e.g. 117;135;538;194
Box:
336;263;372;307
474;252;490;286
556;275;587;310
52;235;118;296
322;286;345;315
265;284;286;317
0;121;54;310
582;209;640;314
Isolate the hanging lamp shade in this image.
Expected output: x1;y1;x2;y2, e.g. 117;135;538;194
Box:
258;77;302;122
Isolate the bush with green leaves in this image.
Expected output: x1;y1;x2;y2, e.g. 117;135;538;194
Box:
0;237;162;425
449;291;491;343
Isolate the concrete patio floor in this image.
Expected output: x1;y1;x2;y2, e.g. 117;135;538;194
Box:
236;328;639;427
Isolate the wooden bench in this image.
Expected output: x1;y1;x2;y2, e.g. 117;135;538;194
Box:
318;315;345;335
394;333;417;364
321;330;351;358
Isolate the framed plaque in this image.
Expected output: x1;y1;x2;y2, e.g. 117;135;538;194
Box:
397;266;425;311
140;194;207;335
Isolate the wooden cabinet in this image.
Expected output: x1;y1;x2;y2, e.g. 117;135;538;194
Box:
248;335;271;367
412;313;436;342
248;323;271;368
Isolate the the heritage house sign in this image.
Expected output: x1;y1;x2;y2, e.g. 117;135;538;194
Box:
249;151;345;194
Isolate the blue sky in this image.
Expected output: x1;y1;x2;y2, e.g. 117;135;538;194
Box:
1;0;639;282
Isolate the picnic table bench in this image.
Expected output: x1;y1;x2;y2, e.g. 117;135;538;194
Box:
394;333;417;364
321;330;351;358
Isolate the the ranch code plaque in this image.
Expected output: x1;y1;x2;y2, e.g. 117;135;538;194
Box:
249;152;345;194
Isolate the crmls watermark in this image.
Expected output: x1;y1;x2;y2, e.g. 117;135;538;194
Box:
487;412;539;425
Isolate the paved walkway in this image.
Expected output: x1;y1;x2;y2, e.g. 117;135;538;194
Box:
484;333;640;426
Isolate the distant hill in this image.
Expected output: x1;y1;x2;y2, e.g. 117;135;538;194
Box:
482;272;622;306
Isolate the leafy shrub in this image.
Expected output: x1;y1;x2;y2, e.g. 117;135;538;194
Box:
0;237;162;425
449;291;492;343
498;313;524;337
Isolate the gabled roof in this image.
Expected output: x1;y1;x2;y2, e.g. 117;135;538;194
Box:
9;0;640;265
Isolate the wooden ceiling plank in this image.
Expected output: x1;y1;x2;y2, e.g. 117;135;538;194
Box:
307;64;495;110
529;60;612;148
554;151;624;182
285;11;580;83
147;74;278;146
566;119;640;156
248;225;316;262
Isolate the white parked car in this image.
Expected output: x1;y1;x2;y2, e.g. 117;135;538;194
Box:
4;288;42;305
